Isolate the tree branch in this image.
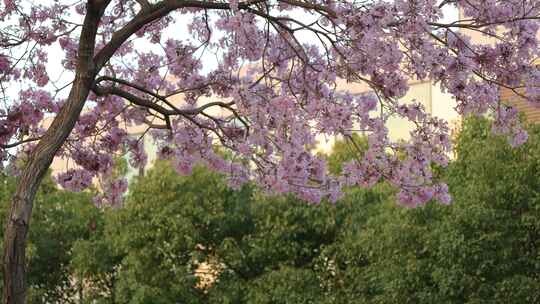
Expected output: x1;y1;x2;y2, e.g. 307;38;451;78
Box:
0;137;41;149
93;0;266;70
92;84;176;116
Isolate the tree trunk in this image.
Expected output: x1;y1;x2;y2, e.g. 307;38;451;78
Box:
2;2;107;301
2;74;94;303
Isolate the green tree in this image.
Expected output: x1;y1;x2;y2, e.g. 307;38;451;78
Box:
436;117;540;303
75;155;389;303
77;162;254;303
0;172;101;303
324;133;368;175
324;117;540;303
88;134;389;303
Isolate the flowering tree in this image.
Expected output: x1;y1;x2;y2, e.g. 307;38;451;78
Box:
0;0;538;302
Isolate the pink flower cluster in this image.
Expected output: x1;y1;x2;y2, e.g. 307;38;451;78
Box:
0;0;538;207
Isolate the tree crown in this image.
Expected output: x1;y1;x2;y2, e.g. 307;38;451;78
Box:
0;0;539;206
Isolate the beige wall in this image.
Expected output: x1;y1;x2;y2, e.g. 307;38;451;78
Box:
386;81;431;141
314;80;459;154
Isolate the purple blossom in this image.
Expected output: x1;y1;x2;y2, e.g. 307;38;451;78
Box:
56;169;94;192
1;0;539;209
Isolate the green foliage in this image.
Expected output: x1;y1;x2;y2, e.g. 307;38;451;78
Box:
325;133;368;175
0;172;100;303
105;163;253;303
75;156;391;303
439;117;540;302
321;117;540;303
